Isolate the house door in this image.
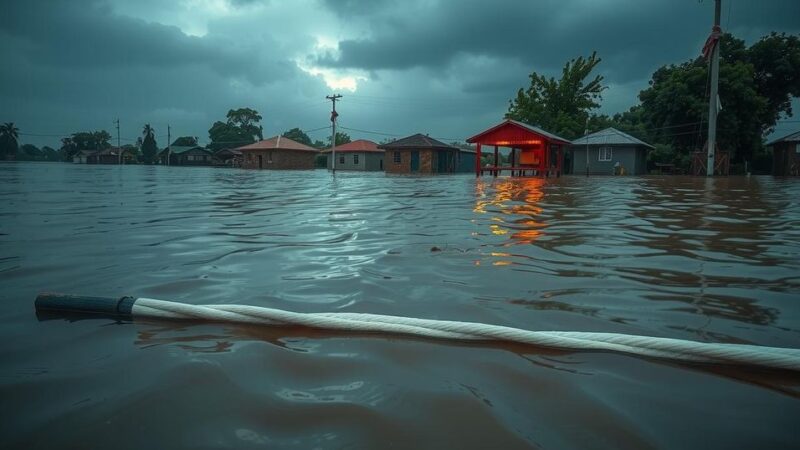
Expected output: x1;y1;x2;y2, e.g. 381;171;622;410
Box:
258;155;263;169
379;159;383;170
410;151;419;172
437;151;451;173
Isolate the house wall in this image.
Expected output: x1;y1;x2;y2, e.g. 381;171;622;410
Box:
242;149;317;170
457;151;476;173
570;145;646;175
326;152;384;171
772;142;799;176
173;149;212;166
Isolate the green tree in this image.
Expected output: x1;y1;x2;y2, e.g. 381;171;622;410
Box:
282;127;312;146
0;122;20;160
17;144;41;161
746;32;800;134
208;107;264;150
41;146;59;162
71;130;112;151
141;124;158;164
59;137;77;160
507;52;606;139
327;132;351;147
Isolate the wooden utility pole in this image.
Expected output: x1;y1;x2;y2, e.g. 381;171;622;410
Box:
706;0;722;176
584;117;590;177
326;94;342;172
114;118;121;164
167;125;171;166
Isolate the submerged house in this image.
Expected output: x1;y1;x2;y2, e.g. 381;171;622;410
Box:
767;131;799;176
467;119;571;177
322;139;384;171
570;128;653;175
213;148;243;167
86;147;138;164
237;136;318;170
159;145;213;166
378;134;475;174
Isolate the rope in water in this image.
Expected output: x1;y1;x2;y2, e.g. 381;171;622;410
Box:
131;298;800;371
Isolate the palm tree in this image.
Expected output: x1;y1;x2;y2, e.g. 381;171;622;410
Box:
0;122;20;160
141;123;158;164
142;123;154;139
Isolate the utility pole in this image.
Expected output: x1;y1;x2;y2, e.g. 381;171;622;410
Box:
584;117;590;177
114;118;121;164
705;0;722;176
326;94;342;172
167;125;171;166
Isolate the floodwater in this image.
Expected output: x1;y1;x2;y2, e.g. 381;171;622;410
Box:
1;162;799;449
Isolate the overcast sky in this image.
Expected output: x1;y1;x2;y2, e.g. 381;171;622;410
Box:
2;0;799;149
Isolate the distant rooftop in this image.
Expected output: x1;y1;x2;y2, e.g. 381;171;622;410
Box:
766;130;800;146
236;136;318;152
571;127;654;149
378;133;455;150
321;139;381;153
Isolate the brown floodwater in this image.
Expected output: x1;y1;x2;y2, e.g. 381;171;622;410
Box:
1;162;799;449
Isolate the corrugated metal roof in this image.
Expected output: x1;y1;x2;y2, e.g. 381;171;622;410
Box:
236;136;319;152
571;127;654;149
321;139;382;153
377;133;455;150
766;130;800;146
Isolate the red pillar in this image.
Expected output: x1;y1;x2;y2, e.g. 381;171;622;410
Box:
493;145;499;177
475;143;482;176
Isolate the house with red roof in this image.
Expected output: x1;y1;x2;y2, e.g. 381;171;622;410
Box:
236;135;319;170
321;139;384;171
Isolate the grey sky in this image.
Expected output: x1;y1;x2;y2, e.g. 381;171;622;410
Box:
1;0;799;149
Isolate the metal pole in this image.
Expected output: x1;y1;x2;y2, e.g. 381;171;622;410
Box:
115;118;121;164
167;125;171;166
326;94;342;172
584;118;590;177
706;0;721;176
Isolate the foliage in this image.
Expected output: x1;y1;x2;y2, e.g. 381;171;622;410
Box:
141;124;158;164
312;140;326;149
0;122;20;160
208;107;263;151
636;33;788;164
507;52;606;140
327;132;351;147
282;127;312;146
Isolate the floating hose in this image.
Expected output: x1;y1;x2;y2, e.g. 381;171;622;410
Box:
35;293;800;371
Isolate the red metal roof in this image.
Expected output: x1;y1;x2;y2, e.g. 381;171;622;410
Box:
466;119;571;146
321;139;381;153
236;136;319;152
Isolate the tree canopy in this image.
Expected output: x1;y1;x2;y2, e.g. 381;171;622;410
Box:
507;52;606;140
141;124;158;164
282;127;312;146
328;132;351;147
171;136;199;147
0;122;20;160
208;107;264;150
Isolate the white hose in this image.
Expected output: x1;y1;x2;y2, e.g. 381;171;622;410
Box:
133;298;800;371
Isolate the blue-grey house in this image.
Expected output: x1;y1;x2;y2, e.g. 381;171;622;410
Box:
570;128;654;175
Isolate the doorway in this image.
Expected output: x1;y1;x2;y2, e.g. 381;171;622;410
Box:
410;151;419;172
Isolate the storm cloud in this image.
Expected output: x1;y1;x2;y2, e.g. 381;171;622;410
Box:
1;0;798;149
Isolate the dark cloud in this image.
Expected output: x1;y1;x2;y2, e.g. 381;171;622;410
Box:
317;0;800;83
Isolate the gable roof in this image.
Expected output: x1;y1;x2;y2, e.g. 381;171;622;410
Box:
378;133;455;150
162;145;209;155
321;139;381;153
571;127;654;149
766;130;800;146
467;119;572;145
235;135;319;152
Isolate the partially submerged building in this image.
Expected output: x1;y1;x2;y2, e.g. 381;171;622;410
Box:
159;145;213;166
86;147;138;164
213;148;243;167
237;136;318;170
467;119;571;177
378;134;474;174
322;139;384;171
570;127;654;175
767;131;799;176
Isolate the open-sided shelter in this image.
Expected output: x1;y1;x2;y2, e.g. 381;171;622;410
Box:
467;119;571;177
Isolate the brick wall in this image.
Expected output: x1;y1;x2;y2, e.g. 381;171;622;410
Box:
385;149;411;173
242;149;317;170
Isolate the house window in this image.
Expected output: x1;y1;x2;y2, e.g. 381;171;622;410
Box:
598;147;612;162
795;143;800;154
267;152;273;163
393;151;401;163
339;155;345;164
353;154;359;164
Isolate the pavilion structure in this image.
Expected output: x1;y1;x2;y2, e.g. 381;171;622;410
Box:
467;119;571;177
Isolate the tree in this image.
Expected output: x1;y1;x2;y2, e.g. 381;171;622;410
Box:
0;122;20;160
282;127;312;146
327;132;351;147
17;144;41;161
70;130;112;151
208;107;264;151
172;136;198;146
41;146;59;162
60;137;77;161
141;124;158;164
746;32;800;135
507;52;606;140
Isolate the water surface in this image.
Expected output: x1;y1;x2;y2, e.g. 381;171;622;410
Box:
1;162;799;449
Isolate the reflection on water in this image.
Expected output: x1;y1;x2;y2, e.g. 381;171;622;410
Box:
1;163;800;449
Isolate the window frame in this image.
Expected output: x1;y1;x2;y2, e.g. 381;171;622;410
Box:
353;153;359;165
598;146;612;162
393;151;401;164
